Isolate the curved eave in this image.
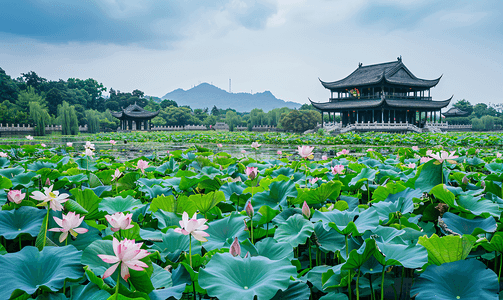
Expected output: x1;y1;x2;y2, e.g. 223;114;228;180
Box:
309;97;385;111
319;73;385;91
122;111;160;119
111;111;123;118
385;95;452;109
384;74;442;88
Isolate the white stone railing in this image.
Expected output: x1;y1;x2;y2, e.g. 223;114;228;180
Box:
151;125;208;131
340;121;421;133
0;124;88;132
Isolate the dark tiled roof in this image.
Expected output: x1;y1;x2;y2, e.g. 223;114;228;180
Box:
443;107;469;117
309;96;452;111
320;60;441;90
111;104;159;119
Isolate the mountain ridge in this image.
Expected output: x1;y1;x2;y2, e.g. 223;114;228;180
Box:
161;83;301;112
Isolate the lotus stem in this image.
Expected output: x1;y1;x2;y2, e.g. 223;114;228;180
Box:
499;252;502;284
115;269;121;299
399;267;405;300
369;273;375;300
381;267;386;300
18;236;22;251
43;208;50;248
348;269;352;300
189;235;193;268
356;267;361;300
367;180;370;203
308;239;312;269
250;219;254;245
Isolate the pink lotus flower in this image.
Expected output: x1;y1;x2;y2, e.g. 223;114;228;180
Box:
0;152;8;157
229;237;241;257
462;176;469;185
26;135;34;140
45;178;51;186
41;143;46;148
298;145;314;159
111;169;123;181
406;163;416;168
277;150;282;155
366;148;374;152
245;166;258;180
322;155;328;160
428;150;458;164
166;150;170;155
241;150;246;154
84;148;94;157
426;150;433;156
106;212;134;232
245;201;254;218
174;212;209;242
217;143;223;148
497;153;502;158
48;211;88;243
412;146;419;151
85;141;95;150
7;190;25;204
109;140;117;146
420;156;433;164
30;185;69;211
309;177;320;185
337;149;349;156
66;142;73;147
251;142;261;150
98;237;150;280
302;201;310;219
137;159;149;174
331;165;345;175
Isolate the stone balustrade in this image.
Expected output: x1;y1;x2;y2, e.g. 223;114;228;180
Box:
0;124;88;133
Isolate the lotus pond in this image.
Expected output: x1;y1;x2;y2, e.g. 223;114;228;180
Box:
0;134;503;300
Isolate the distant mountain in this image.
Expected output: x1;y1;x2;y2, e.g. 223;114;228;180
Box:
161;83;301;112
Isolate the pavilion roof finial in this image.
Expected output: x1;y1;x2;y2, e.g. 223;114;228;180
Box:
358;62;363;67
397;55;402;62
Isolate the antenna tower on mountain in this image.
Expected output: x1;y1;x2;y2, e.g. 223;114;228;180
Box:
229;79;231;93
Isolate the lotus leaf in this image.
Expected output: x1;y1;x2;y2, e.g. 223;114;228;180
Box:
441;212;496;236
199;253;296;300
274;214;314;247
418;234;476;265
0;206;46;239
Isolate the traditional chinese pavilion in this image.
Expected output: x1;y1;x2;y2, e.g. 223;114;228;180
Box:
310;57;452;128
111;103;159;131
442;107;469;118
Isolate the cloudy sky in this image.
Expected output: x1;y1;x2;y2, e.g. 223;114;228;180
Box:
1;0;501;107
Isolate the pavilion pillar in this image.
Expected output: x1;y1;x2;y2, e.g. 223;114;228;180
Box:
381;109;384;123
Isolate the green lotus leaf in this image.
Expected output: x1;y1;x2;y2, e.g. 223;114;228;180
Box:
152;210;180;230
0;206;46;239
441;212;496;236
418;234;476;265
257;205;279;225
150;229;201;262
0;166;25;178
342;238;376;269
204;212;249;251
252;180;297;210
366;226;406;243
430;184;457;207
117;172;140;192
306;265;331;291
199;252;296;300
149;195;176;213
99;195;144;214
349;168;378;186
372;197;413;222
0;245;84;297
312;210;358;232
0;175;12;189
456;194;501;218
411;259;498;300
374;242;428;269
413;160;443;192
189;191;224;216
270;281;310;300
466;157;485;167
293;181;342;205
272;208;302;225
70;282;111;300
0;157;10;168
327;208;379;236
11;171;37;188
314;222;345;253
274;214;314;247
70;188;105;220
479;232;503;253
74;157;97;171
140;184;172;199
255;237;294;261
321;264;351;291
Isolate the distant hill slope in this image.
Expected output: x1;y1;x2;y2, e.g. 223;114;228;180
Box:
161;83;301;112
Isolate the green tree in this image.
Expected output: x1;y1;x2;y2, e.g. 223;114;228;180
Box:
46;88;64;116
211;105;220;116
160;99;178;109
21;71;47;91
280;110;321;132
85;109;100;133
0;67;20;104
57;101;79;135
29;102;50;136
17;86;46;112
225;110;242;131
453;99;473;115
473;103;488;118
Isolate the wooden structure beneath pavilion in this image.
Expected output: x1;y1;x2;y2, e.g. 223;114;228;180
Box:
310;57;452;131
111;104;159;131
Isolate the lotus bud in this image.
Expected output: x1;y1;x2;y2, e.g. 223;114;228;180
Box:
277;150;282;155
322;155;328;160
481;181;486;189
302;201;310;219
245;201;254;218
229;237;241;257
7;190;25;204
245;167;258;180
45;178;51;186
243;219;249;231
462;176;469;185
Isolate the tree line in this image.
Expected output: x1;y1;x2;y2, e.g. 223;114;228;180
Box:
0;67;321;134
451;99;503;131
